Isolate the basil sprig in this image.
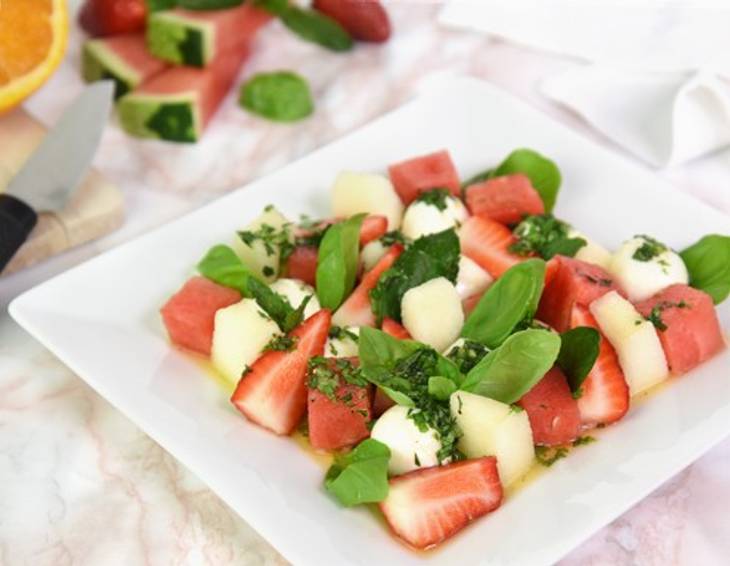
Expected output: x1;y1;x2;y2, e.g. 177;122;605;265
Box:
197;245;307;332
325;439;390;507
557;327;600;394
316;214;366;310
680;234;730;304
461;259;546;348
460;329;561;403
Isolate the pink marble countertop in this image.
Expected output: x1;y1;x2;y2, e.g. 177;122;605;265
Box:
2;4;730;565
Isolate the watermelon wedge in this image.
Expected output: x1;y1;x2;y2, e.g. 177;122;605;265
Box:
146;4;270;67
82;34;168;99
118;41;249;142
464;174;545;226
388;150;461;205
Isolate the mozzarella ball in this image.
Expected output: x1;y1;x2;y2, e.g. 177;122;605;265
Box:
269;278;320;319
401;277;464;352
370;405;442;476
455;255;493;300
401;195;468;240
609;236;689;301
332;171;403;230
568;228;612;269
361;239;388;272
324;326;360;358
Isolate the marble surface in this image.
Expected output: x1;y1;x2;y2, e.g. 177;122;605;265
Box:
2;4;730;565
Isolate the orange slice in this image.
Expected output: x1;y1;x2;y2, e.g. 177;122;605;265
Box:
0;0;69;113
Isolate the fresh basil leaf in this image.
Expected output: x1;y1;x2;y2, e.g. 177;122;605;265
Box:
178;0;242;9
239;71;314;123
145;0;177;11
374;382;416;407
280;5;354;52
428;376;457;400
325;439;390;507
461;259;546;348
252;0;287;15
680;234;730;304
461;329;561;403
435;355;464;387
446;339;490;373
494;149;561;213
197;244;256;294
316;214;366;310
370;229;460;323
557;327;600;393
358;327;422;369
541;236;587;260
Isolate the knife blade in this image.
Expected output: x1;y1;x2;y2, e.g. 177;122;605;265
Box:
0;81;114;272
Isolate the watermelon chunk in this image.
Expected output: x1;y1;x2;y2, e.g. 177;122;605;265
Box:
160;276;241;355
459;216;523;278
388;150;460;205
285;245;318;286
82;34;168;99
307;359;373;451
146;4;270;67
518;366;581;446
537;255;621;332
118;40;249;142
464;174;544;226
634;284;725;374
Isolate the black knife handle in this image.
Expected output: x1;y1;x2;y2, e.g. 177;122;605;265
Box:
0;193;38;273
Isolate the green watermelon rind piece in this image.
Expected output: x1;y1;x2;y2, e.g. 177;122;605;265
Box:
117;92;202;143
82;40;142;99
146;11;214;68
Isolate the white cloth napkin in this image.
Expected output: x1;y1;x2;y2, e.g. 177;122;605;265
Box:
439;0;730;167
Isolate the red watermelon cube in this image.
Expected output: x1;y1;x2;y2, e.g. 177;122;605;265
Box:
634;284;725;374
518;366;581;446
537;256;621;332
285;245;318;286
160;276;241;355
464;173;545;225
388;150;461;205
308;359;373;451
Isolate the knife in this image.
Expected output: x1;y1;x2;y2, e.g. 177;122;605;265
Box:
0;82;114;272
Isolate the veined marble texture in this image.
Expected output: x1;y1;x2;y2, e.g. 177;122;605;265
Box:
2;3;730;565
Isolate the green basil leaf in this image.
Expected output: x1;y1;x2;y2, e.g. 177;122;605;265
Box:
461;259;546;348
461;329;561;403
239;71;314;123
680;234;730;304
435;355;464;387
557;327;600;393
428;376;457;400
325;439;390;506
541;236;587;260
358;327;422;369
280;6;354;52
316;214;366;310
145;0;177;12
446;339;491;374
252;0;288;15
177;0;242;10
494;149;561;213
370;229;460;323
374;382;416;407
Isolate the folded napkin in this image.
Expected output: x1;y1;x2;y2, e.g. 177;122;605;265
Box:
439;0;730;167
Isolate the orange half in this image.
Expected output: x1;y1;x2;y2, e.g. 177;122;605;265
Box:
0;0;68;113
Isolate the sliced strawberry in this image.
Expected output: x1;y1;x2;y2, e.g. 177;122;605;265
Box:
459;216;523;278
308;359;373;451
333;244;403;327
537;255;620;332
313;0;391;43
464;173;544;225
231;309;331;435
382;317;411;340
388;150;461;205
359;215;388;246
518;366;581;446
372;387;396;417
635;284;725;374
544;256;560;287
570;305;630;426
380;457;503;550
285;245;318;286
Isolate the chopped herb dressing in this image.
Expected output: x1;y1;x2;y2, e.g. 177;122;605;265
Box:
645;299;689;331
446;339;490;373
264;334;298;352
415;188;451;211
535;445;569;467
632;235;668;262
510;214;586;259
237;220;294;270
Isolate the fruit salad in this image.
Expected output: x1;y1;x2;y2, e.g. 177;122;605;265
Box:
160;148;730;550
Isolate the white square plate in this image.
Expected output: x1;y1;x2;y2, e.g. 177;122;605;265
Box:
11;78;730;566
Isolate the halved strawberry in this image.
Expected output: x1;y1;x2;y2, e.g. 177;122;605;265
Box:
285;245;318;286
380;457;503;550
537;255;620;332
388;150;461;205
570;305;630;426
313;0;391;43
518;366;581;446
464;173;544;225
231;309;331;435
459;216;523;278
332;244;403;327
382;317;411;340
308;359;373;451
359;215;388;246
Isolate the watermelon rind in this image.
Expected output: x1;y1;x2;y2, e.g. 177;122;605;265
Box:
117;92;201;143
82;40;142;100
146;11;215;67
